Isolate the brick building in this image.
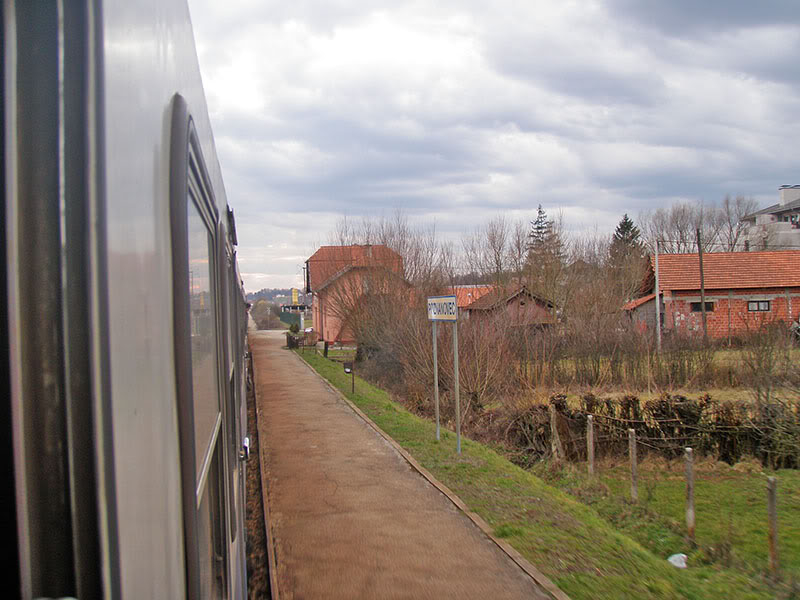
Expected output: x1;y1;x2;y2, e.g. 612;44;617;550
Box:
624;250;800;340
305;245;404;344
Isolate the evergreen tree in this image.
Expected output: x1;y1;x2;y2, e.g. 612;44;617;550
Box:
528;204;550;252
525;205;565;309
608;214;647;302
609;214;644;264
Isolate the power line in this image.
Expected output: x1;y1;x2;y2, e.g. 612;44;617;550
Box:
653;239;800;250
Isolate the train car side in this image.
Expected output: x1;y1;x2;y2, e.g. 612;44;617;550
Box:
4;1;250;598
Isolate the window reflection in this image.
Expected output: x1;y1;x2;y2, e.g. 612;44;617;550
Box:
188;199;220;479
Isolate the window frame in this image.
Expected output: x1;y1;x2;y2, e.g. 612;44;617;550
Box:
747;300;771;312
169;94;227;599
689;301;714;313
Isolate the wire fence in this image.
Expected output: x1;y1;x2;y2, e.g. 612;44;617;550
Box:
493;393;800;469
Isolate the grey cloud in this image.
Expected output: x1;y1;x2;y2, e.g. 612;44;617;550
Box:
188;0;800;289
605;0;800;37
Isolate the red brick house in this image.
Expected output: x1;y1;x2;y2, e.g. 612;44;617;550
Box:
624;250;800;339
306;245;404;344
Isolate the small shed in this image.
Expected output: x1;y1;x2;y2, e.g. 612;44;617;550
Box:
464;284;556;326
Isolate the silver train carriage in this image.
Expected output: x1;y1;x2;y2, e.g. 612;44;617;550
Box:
3;0;251;598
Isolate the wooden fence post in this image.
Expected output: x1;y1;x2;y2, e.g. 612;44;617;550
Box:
685;447;695;545
587;415;594;476
628;429;638;503
768;476;779;577
549;403;564;462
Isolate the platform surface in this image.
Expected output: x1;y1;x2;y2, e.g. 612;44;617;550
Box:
250;330;553;600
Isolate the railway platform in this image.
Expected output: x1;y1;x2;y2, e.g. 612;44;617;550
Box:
249;330;557;599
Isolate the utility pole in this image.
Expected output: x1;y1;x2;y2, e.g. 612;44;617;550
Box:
696;228;708;344
654;240;661;352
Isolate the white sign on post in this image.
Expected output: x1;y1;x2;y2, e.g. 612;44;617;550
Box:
427;295;461;454
427;295;458;321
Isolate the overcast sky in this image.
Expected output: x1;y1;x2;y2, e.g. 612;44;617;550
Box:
187;0;800;292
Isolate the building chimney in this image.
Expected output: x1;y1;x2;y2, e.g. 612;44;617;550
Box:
779;184;800;206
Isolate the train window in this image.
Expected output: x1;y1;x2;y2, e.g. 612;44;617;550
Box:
197;444;225;599
188;196;221;478
187;148;227;600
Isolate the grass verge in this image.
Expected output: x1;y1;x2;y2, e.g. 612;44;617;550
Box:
294;349;790;599
532;459;799;580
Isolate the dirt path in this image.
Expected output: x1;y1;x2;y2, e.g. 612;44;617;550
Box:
250;330;553;600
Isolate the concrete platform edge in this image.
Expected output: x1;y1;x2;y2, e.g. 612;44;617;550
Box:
291;349;571;600
251;349;281;600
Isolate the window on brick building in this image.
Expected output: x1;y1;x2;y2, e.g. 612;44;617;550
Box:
748;300;770;312
690;301;714;312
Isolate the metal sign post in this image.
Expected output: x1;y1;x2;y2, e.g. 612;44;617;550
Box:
432;321;440;440
453;320;460;454
427;295;461;454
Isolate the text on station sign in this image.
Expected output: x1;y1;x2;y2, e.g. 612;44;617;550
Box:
427;295;458;321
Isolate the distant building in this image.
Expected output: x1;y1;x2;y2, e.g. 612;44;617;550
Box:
281;304;308;313
742;185;800;250
624;250;800;340
464;284;556;327
448;284;495;309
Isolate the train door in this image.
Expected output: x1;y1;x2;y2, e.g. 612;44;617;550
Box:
170;95;227;599
5;3;114;597
218;227;246;598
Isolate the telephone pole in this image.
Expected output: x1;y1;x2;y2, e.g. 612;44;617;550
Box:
696;229;708;344
654;240;661;352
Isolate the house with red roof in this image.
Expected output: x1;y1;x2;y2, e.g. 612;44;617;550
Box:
305;245;405;344
624;250;800;339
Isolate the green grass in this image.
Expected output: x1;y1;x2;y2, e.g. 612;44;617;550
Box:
534;460;800;579
322;348;356;360
294;349;789;600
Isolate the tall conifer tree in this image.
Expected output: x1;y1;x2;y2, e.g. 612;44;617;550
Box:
528;204;550;252
609;214;643;264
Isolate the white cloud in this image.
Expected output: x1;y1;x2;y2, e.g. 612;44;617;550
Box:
188;0;800;290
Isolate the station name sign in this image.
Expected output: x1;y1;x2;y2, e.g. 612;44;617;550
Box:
427;295;458;321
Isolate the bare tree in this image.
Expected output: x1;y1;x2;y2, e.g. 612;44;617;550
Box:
330;214;356;246
329;211;446;290
486;216;511;286
719;194;758;251
461;215;515;286
508;220;529;281
639;201;722;254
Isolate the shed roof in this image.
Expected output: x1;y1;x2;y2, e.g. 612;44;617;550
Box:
622;293;655;311
465;284;553;311
651;250;800;291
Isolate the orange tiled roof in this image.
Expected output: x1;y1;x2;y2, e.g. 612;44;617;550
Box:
448;285;495;308
622;293;655;311
652;250;800;291
307;245;403;291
